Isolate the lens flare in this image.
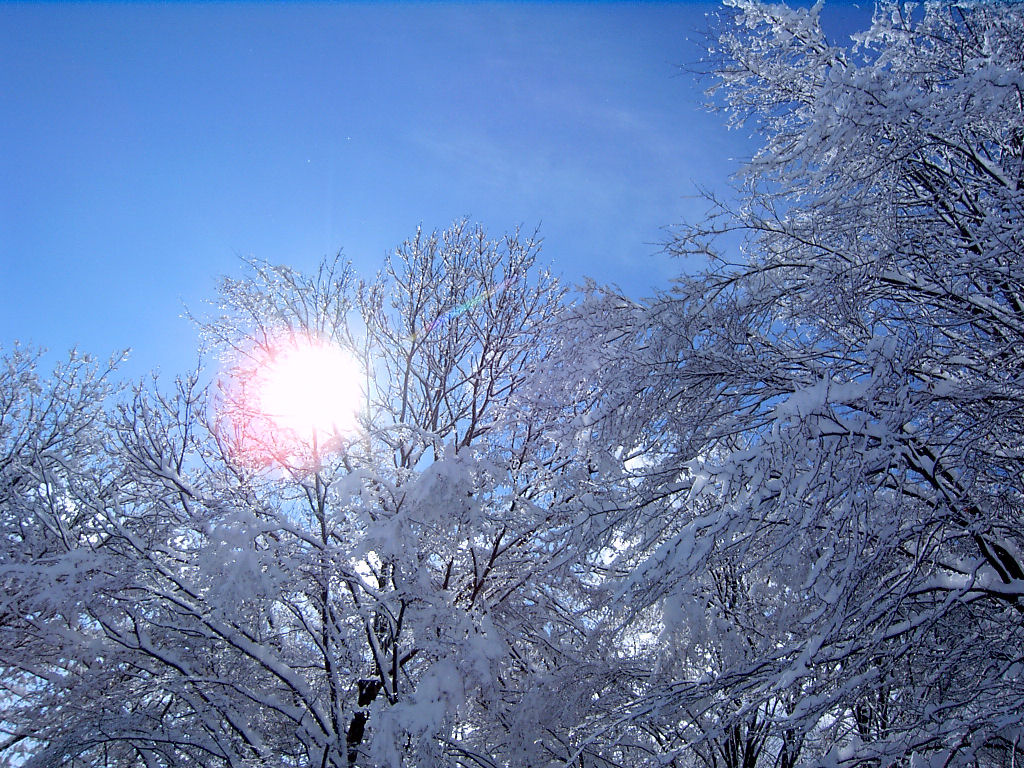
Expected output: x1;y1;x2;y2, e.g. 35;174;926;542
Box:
410;278;513;343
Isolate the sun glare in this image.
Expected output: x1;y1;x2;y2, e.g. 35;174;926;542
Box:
259;336;363;441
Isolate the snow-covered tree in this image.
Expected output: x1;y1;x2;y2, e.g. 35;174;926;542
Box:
0;222;591;768
0;347;135;766
578;1;1024;765
6;3;1023;766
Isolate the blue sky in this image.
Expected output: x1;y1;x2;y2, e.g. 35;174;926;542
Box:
1;1;869;381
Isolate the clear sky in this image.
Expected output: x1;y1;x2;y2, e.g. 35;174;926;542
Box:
1;1;869;382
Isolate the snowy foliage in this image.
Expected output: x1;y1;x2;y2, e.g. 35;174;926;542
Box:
3;3;1023;767
0;222;577;768
576;1;1024;765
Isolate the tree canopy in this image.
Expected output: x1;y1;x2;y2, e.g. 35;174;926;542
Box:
2;2;1022;767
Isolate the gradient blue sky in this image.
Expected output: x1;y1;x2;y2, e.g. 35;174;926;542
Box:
1;1;869;381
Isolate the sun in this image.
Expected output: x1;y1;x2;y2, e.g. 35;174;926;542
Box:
258;335;363;441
